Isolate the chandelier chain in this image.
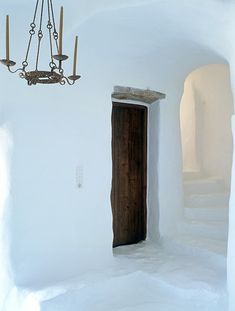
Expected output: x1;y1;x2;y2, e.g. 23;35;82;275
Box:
49;0;59;53
47;0;56;69
35;0;45;71
23;0;40;69
32;0;40;24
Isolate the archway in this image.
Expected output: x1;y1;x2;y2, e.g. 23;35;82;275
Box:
180;63;233;265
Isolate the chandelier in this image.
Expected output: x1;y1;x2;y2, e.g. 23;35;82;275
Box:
0;0;81;86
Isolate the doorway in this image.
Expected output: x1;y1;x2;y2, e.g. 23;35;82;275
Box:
111;103;147;247
180;64;233;265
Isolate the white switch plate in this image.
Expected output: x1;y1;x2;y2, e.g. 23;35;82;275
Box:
76;166;83;188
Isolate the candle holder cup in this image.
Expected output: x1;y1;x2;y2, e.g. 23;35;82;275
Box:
0;59;16;67
68;74;81;81
53;54;69;61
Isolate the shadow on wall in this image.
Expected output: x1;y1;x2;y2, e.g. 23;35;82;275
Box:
0;125;12;310
180;64;234;188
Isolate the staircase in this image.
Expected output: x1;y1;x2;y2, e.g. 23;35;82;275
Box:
173;171;229;267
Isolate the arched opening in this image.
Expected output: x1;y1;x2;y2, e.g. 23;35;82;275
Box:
180;63;233;263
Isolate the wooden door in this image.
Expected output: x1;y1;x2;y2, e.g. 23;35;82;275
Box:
111;103;147;247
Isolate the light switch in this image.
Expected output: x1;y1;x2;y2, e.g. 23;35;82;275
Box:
76;166;83;188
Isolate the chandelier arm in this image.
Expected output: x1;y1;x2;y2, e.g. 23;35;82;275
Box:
7;67;24;74
49;0;59;53
61;76;75;86
35;0;45;70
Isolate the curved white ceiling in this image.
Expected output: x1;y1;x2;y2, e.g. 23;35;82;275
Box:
1;0;234;89
74;0;230;88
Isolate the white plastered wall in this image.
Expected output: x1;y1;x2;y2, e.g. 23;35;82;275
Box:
180;79;199;173
228;114;235;311
148;100;161;241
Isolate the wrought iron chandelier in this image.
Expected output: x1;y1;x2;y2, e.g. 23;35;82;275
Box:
0;0;81;86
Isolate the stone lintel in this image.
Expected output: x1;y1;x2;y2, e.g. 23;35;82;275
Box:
112;86;166;104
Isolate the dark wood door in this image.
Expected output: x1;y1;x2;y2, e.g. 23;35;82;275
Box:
111;103;147;247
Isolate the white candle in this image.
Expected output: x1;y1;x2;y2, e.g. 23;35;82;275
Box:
59;6;63;55
6;15;10;61
73;36;78;76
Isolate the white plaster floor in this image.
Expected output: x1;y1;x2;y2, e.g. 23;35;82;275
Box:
40;240;228;311
38;175;229;311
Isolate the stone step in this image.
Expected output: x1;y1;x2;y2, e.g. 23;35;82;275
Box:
178;219;228;241
184;206;229;221
185;193;230;208
183;171;202;181
184;178;226;195
162;235;227;269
